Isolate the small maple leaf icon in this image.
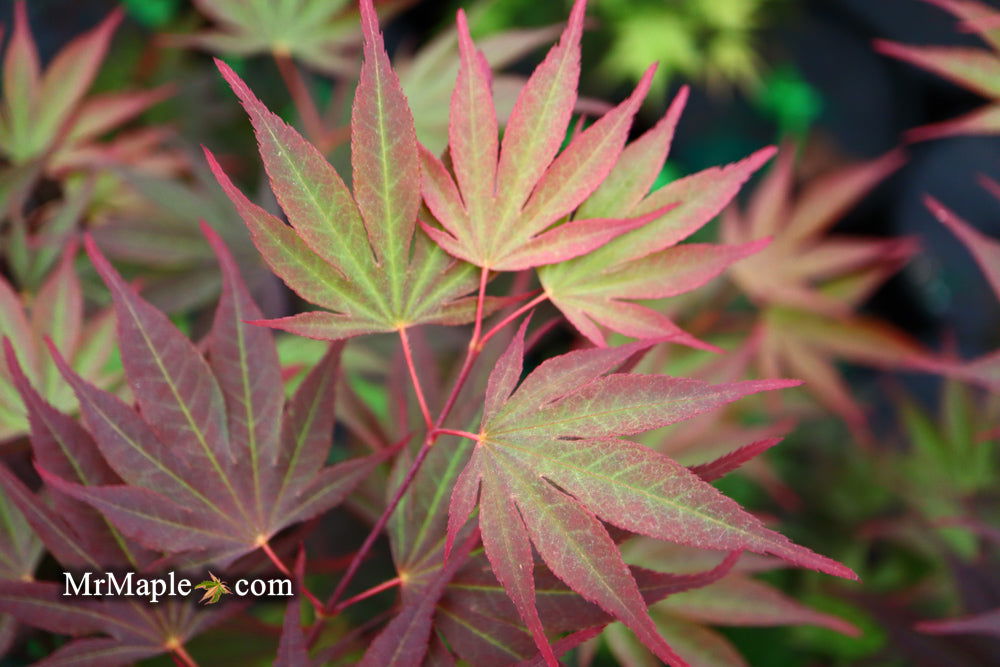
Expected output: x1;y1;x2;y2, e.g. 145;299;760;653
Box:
194;572;232;605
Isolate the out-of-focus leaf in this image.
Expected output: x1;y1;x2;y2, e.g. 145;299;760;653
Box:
917;608;1000;637
0;3;167;170
0;244;119;443
89;159;268;314
876;0;1000;139
722;147;934;433
656;574;859;635
177;0;407;75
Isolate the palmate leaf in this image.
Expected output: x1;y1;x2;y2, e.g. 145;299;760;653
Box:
876;0;1000;140
0;465;234;666
206;0;487;341
443;322;856;665
374;410;737;666
178;0;407;75
537;87;774;347
723;147;912;315
721;147;932;433
421;0;669;271
394;418;843;666
194;572;232;605
0;364;231;664
0;243;118;443
20;226;380;567
0;1;169;167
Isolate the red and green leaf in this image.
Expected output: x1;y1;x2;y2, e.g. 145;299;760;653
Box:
14;228;379;567
0;2;164;168
421;0;673;271
721;147;936;432
207;0;485;340
538;89;774;346
444;324;855;664
0;244;118;443
179;0;405;76
876;0;1000;140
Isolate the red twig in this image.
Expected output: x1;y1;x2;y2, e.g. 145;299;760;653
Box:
312;267;492;641
331;576;402;614
261;541;325;616
171;644;199;667
399;327;433;430
479;292;547;349
432;428;481;441
318;439;434;622
434;267;491;426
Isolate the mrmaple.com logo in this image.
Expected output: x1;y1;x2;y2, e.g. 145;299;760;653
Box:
63;570;292;604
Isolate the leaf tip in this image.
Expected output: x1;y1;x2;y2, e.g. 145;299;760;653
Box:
568;0;588;36
358;0;382;49
99;6;125;34
871;38;904;58
754;144;779;166
13;0;29;32
83;233;121;292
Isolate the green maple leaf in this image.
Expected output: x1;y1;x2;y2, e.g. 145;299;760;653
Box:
194;572;232;605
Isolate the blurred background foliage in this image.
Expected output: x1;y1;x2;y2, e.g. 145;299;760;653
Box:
0;0;998;665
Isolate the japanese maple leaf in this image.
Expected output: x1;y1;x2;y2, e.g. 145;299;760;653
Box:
206;0;490;341
0;345;237;664
195;572;233;605
18;225;381;567
362;419;731;666
876;0;1000;140
443;321;856;665
0;462;235;666
721;147;932;433
0;2;169;170
536;86;774;347
881;375;1000;568
0;243;117;443
420;0;671;271
925;192;1000;392
177;0;407;76
372;408;849;666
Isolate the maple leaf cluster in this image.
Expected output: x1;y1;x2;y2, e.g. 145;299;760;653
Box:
0;0;995;664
